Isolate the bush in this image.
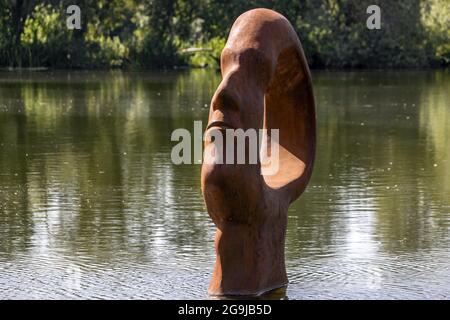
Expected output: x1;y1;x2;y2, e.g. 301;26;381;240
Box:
20;4;73;67
129;31;184;69
84;24;129;68
0;0;448;69
185;37;226;68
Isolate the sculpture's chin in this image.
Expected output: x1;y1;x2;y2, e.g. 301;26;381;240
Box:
201;159;263;226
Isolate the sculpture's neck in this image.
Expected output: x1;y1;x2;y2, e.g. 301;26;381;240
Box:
208;200;288;296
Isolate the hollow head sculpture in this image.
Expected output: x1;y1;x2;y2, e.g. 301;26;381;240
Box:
201;8;316;296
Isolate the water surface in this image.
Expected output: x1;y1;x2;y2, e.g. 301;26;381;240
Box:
0;70;449;299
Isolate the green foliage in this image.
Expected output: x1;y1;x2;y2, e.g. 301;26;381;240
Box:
134;32;185;68
185;37;226;68
21;3;73;67
421;0;450;65
0;0;448;69
132;0;187;68
84;24;129;68
0;4;12;66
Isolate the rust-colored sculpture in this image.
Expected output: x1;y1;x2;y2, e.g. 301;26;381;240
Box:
201;8;316;296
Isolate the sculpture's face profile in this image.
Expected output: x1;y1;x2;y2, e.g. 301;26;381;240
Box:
202;48;269;226
201;8;316;296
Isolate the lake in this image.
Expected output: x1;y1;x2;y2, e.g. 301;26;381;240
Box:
0;69;448;299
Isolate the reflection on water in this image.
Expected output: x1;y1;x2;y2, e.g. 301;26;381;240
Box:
0;70;448;299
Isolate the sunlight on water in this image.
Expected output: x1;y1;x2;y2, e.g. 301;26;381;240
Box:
0;70;449;299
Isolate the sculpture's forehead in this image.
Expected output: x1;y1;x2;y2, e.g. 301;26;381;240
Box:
224;10;293;63
232;8;287;32
221;46;271;66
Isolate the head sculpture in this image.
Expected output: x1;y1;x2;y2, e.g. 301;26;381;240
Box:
201;8;316;296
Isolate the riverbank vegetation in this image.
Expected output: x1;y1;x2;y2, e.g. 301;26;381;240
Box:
0;0;448;69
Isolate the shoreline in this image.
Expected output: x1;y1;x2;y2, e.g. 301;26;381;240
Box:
0;66;448;72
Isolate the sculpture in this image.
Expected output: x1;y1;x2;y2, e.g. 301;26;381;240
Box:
201;8;316;296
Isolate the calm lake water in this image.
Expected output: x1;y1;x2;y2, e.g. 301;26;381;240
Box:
0;70;448;299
